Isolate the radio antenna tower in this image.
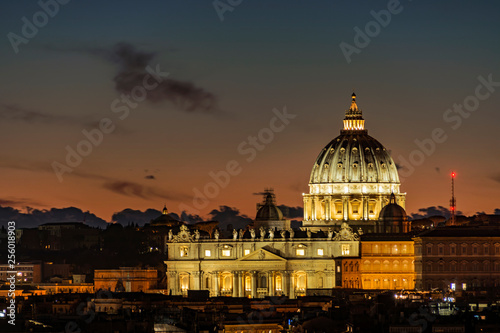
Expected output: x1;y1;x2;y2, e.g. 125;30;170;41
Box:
450;172;456;225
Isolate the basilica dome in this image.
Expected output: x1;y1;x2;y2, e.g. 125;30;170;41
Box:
302;93;406;231
310;93;399;185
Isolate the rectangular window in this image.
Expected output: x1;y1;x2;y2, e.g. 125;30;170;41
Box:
438;246;443;255
451;247;455;255
451;283;456;290
427;247;432;255
244;249;250;256
317;248;324;256
222;249;231;257
296;249;305;256
342;244;350;256
205;250;211;257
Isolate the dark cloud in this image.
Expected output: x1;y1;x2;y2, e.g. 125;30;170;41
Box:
435;167;440;173
208;206;252;231
409;206;463;220
145;175;156;180
0;104;66;123
490;174;500;183
495;209;500;215
102;181;182;201
110;43;218;113
180;211;205;223
277;205;304;219
0;198;44;207
111;208;162;226
0;205;108;229
47;42;218;113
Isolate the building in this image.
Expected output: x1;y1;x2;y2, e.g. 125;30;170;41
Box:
413;226;500;291
0;262;42;284
359;233;416;290
164;221;360;298
164;94;415;296
302;93;406;232
94;267;158;292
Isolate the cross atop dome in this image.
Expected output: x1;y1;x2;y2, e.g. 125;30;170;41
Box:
343;93;365;132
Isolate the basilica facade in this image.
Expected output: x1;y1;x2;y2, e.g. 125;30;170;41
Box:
164;94;412;298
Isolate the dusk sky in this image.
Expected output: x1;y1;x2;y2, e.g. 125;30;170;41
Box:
1;0;499;223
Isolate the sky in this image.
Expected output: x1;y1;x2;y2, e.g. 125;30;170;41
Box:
0;0;499;224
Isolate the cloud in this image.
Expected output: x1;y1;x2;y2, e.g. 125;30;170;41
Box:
208;206;252;231
47;42;219;113
111;208;162;226
0;104;66;123
495;209;500;215
277;205;304;219
0;205;108;229
145;175;156;180
102;180;187;201
490;174;500;183
409;206;463;220
435;167;440;173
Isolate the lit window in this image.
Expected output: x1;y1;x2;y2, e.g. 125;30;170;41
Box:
342;244;350;255
244;249;250;256
180;247;188;257
205;250;211;257
296;249;305;256
317;249;324;256
462;283;467;290
222;249;231;257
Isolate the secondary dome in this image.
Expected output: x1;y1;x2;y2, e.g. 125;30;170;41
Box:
256;192;283;221
379;193;407;221
309;93;399;185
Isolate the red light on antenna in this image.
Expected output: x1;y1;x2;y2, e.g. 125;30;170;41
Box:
450;207;455;211
451;172;456;178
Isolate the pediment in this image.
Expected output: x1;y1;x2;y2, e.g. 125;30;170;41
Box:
237;248;286;261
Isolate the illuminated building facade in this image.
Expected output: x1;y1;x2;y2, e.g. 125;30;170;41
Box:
94;267;157;292
303;94;406;232
359;234;415;290
164;222;360;298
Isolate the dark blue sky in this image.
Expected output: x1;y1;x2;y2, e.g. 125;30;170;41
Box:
1;0;499;220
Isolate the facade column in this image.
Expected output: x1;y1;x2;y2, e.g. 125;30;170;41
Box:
289;273;295;299
342;195;349;221
238;271;244;297
251;271;258;298
303;197;309;221
311;197;316;220
168;272;177;295
232;271;239;297
268;271;274;296
212;271;219;297
283;271;290;297
326;197;331;221
193;271;200;290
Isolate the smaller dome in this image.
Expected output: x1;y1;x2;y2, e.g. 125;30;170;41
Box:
151;205;182;226
379;193;407;222
256;192;284;221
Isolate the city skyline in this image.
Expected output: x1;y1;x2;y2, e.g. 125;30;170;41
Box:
1;0;500;223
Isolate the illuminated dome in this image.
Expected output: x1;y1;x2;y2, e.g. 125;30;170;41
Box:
310;93;399;186
303;93;406;232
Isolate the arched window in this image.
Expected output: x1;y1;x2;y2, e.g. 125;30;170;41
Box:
393;260;400;272
245;275;251;291
275;275;282;291
296;272;307;291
